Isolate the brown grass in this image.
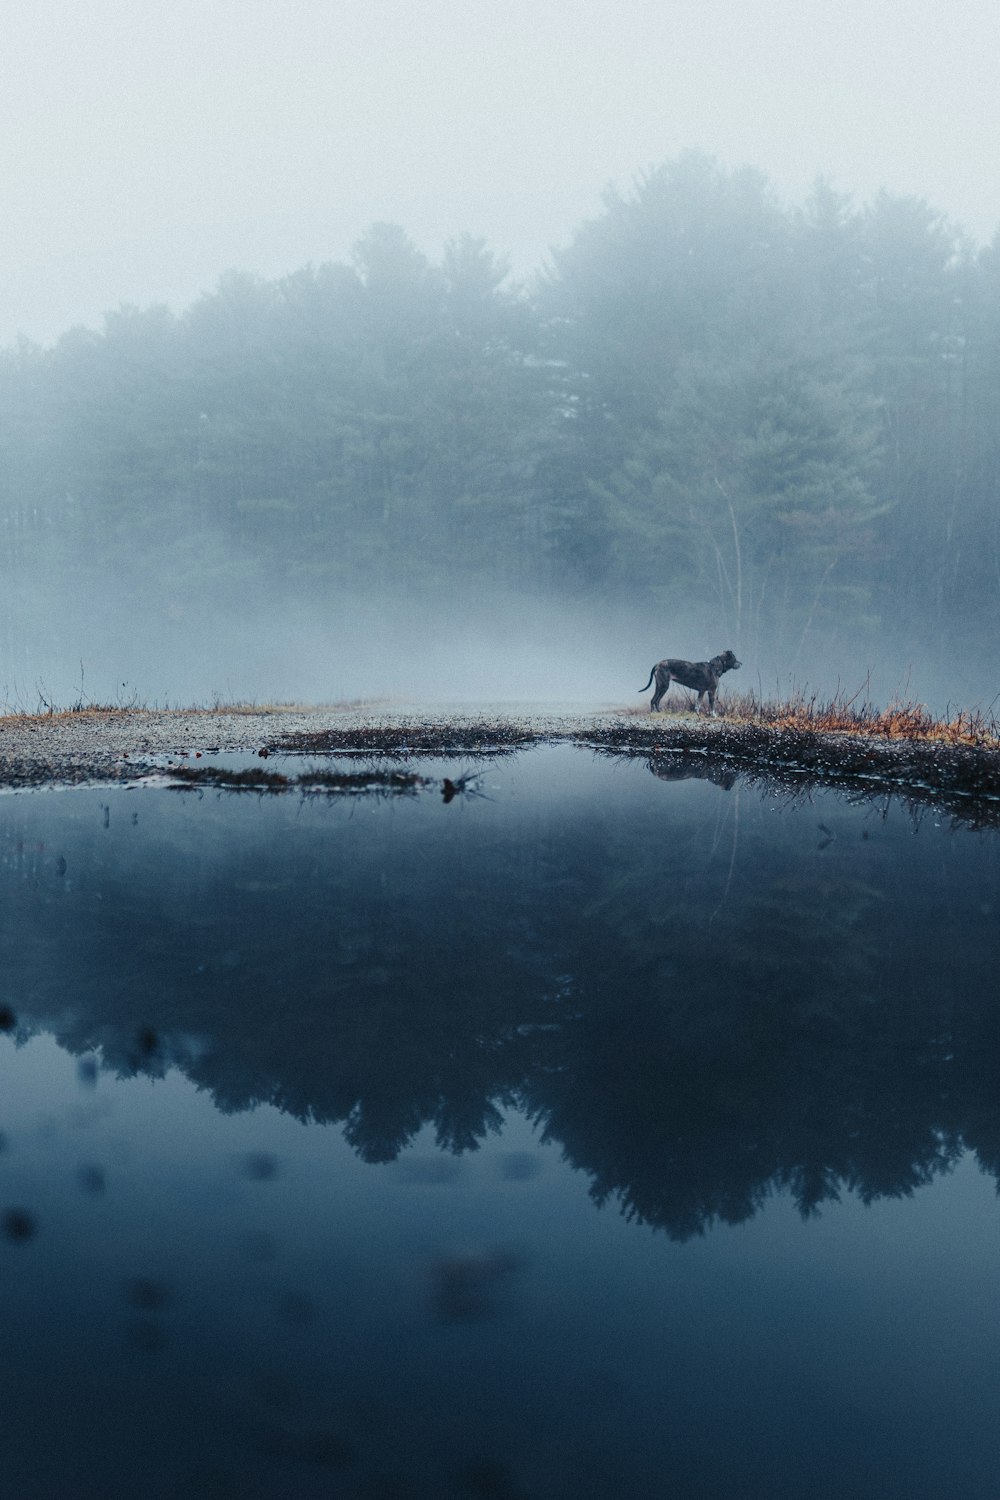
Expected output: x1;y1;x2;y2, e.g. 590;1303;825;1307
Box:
631;688;1000;750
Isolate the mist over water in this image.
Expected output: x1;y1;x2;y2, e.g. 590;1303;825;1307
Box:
0;549;987;716
0;582;976;714
0;568;988;714
0;577;639;708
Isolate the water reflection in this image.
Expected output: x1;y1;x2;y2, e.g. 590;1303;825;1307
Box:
1;746;997;1243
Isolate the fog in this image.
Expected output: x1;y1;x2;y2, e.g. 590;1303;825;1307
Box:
4;1;1000;350
2;2;1000;713
0;563;980;718
0;580;643;710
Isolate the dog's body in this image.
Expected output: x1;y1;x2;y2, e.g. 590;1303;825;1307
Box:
638;650;741;714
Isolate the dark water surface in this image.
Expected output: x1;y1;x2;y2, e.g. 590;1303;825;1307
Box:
2;745;1000;1498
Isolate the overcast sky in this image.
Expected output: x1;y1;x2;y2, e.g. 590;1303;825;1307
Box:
3;0;998;347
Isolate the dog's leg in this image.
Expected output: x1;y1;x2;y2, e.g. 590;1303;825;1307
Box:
651;669;669;712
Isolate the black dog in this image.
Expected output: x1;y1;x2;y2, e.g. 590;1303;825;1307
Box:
638;650;742;714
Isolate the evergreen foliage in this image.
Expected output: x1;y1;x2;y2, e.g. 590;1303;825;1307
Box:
0;153;996;669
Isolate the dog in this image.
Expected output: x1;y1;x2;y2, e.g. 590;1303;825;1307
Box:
638;650;741;714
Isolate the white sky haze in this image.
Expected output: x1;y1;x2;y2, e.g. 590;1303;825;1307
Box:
3;0;999;346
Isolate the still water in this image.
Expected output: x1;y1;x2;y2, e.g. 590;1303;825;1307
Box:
1;744;999;1498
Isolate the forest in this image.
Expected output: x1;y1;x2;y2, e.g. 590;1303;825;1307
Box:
1;153;998;704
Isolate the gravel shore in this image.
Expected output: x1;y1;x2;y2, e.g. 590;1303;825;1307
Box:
0;703;644;789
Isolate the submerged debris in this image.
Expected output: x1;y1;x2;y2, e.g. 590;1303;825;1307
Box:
442;771;484;803
1;1208;37;1242
164;764;429;797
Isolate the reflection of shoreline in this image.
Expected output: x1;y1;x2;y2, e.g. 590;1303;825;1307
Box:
156;739;1000;830
630;740;1000;830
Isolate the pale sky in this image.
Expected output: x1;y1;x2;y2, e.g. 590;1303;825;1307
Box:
3;0;999;347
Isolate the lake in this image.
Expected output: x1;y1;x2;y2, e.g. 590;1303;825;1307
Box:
1;743;999;1499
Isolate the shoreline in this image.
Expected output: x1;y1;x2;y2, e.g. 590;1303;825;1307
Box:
0;704;997;825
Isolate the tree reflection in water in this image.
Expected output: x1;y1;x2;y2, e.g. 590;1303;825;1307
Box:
1;744;997;1241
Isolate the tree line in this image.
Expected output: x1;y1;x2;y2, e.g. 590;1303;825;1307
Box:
1;152;998;678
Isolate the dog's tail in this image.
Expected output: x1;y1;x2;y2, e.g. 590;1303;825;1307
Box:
638;667;656;694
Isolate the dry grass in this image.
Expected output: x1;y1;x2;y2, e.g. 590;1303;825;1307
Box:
196;697;378;715
631;687;1000;750
590;688;1000;828
0;697;376;727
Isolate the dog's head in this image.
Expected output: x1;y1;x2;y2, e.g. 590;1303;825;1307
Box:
716;650;742;674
